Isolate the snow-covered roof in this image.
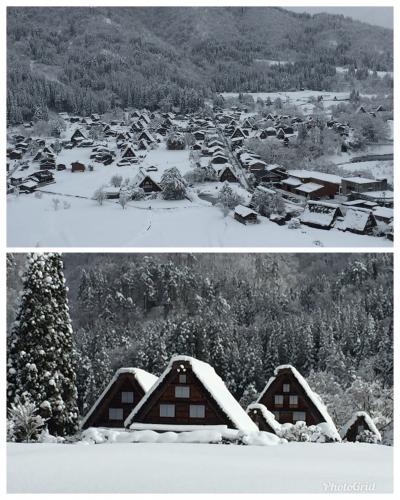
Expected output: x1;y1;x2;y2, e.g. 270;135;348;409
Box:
125;355;258;433
235;205;257;218
342;176;375;184
340;208;374;232
256;185;276;195
300;201;340;227
373;207;394;219
80;368;157;429
266;163;283;172
340;411;381;441
257;365;340;441
247;403;282;434
19;179;38;189
133;168;162;186
288;170;342;184
342;199;376;207
282;177;302;187
296;182;323;194
361;191;393;201
212;163;235;176
248;159;267;166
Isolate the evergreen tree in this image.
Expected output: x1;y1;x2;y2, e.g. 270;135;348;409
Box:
7;253;79;436
160;167;187;200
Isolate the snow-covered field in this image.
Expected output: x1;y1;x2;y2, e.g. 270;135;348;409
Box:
7;193;391;247
221;90;383;116
340;160;393;185
7;442;392;493
223;90;352;114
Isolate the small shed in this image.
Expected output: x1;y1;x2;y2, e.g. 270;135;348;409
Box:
340;411;381;443
247;403;282;435
234;205;258;225
71;161;86;172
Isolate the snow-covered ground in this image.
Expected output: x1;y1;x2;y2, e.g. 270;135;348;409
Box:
7;193;391;247
7;442;392;493
222;90;381;115
340;160;393;185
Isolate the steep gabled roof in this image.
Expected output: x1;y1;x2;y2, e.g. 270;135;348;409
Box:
121;144;137;158
257;364;340;441
125;355;258;433
80;368;157;429
340;208;376;232
300;201;342;227
340;411;382;441
247;403;282;434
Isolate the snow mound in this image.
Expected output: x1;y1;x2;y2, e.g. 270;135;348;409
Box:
80;427;283;446
242;431;283;446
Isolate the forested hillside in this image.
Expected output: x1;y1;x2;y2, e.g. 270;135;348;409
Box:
7;7;393;123
7;254;393;435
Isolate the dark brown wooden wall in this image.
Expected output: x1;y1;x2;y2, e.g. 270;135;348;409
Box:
344;416;368;442
248;409;277;434
83;373;145;429
132;361;234;428
258;369;324;426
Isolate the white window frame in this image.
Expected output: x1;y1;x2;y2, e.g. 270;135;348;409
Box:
108;408;124;420
179;374;187;383
293;411;306;422
289;395;298;406
189;404;205;418
175;385;190;398
283;383;290;393
121;391;134;404
159;404;175;418
274;394;284;405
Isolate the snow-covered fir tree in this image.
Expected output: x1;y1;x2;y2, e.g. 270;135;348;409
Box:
7;253;79;437
160;167;187;200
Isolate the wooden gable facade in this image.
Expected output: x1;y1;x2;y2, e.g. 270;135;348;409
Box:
71;161;85;172
137;175;161;193
121;145;137;159
340;412;381;443
125;359;234;428
125;357;257;433
257;366;332;427
247;403;281;435
70;129;86;143
81;368;156;429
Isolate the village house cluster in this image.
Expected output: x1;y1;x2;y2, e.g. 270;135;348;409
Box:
80;356;381;444
6;94;393;240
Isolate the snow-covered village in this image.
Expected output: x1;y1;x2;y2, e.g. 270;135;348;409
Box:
6;7;394;247
4;5;395;496
6;253;393;493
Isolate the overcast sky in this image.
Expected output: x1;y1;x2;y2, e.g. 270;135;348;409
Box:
287;7;393;29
